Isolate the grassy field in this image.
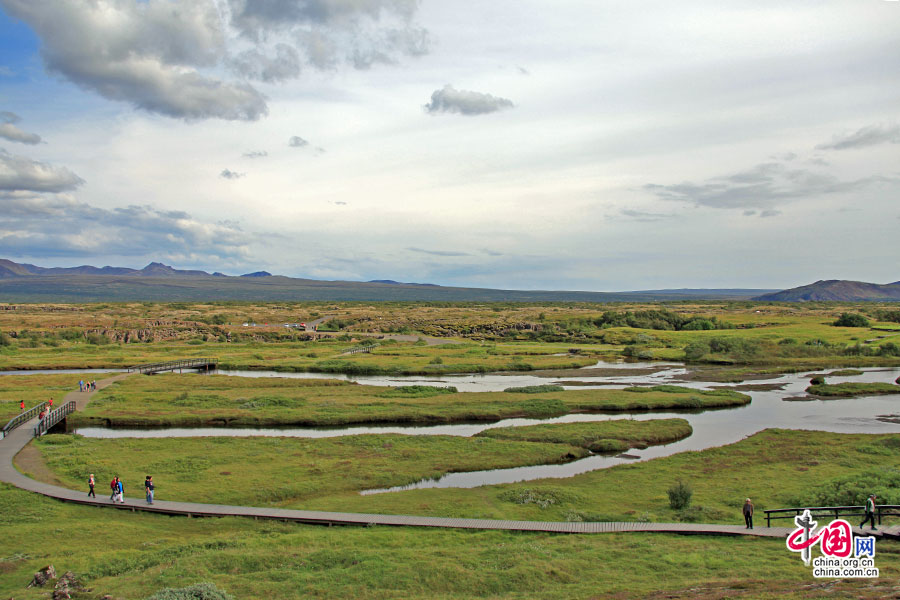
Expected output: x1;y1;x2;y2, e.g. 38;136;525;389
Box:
6;482;892;600
8;429;900;598
25;420;689;506
24;428;900;525
69;374;749;427
0;374;82;422
4;302;900;598
290;429;900;524
2;301;900;376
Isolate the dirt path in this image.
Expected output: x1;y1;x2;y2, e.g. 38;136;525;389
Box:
13;443;62;486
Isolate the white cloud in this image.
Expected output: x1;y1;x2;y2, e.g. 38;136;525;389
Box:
424;85;514;116
1;0;430;121
0;149;83;192
0;112;42;144
817;124;900;151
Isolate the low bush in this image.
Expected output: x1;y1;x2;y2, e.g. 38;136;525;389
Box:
503;384;565;394
145;582;234;600
668;480;693;510
833;313;871;327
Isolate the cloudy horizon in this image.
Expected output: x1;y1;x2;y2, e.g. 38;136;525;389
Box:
0;1;898;292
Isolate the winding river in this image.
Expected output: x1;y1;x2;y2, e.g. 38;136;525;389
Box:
57;362;900;494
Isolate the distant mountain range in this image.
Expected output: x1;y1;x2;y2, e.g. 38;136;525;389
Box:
753;280;900;302
0;258;783;302
0;259;265;279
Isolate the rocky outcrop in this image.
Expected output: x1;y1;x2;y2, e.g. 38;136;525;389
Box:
29;564;56;587
53;571;86;599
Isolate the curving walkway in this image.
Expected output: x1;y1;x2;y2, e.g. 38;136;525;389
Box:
0;373;866;539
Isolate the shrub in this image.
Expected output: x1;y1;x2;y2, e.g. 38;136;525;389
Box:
683;341;709;361
376;385;457;398
809;376;825;385
833;313;870;327
879;342;900;357
668;480;693;510
795;469;900;506
503;385;565;394
86;333;110;345
0;332;11;346
145;582;234;600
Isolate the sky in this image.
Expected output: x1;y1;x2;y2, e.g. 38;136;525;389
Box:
0;0;898;292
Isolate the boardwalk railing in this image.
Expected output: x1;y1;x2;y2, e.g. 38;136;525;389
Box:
1;402;49;439
765;505;900;527
33;401;76;437
128;358;218;374
344;344;378;355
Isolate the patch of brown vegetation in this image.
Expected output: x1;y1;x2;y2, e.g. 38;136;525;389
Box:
14;441;64;486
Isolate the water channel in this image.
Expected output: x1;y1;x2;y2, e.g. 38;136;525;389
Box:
54;362;900;494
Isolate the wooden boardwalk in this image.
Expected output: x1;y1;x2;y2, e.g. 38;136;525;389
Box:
0;374;895;540
127;358;218;375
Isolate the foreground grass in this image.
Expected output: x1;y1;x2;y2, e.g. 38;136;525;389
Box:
70;374;749;428
8;483;889;600
806;381;900;397
475;418;692;452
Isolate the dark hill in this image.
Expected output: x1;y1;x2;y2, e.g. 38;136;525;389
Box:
0;258;774;302
240;271;272;277
754;280;900;302
137;262;212;277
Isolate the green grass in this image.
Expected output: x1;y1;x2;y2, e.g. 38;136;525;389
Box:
5;482;881;600
29;433;591;505
70;374;749;428
475;418;692;452
0;374;81;421
291;430;900;525
7;430;900;598
4;301;900;377
806;382;900;397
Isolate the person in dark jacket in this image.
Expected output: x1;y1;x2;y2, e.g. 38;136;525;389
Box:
860;494;877;530
742;498;754;529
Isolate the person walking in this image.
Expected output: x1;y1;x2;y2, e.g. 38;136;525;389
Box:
117;478;125;503
19;399;24;412
743;498;754;529
48;397;53;410
79;380;84;392
860;494;877;530
110;476;118;501
88;473;96;498
145;475;154;504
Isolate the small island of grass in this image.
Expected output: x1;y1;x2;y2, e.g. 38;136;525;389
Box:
475;418;692;452
806;381;900;398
